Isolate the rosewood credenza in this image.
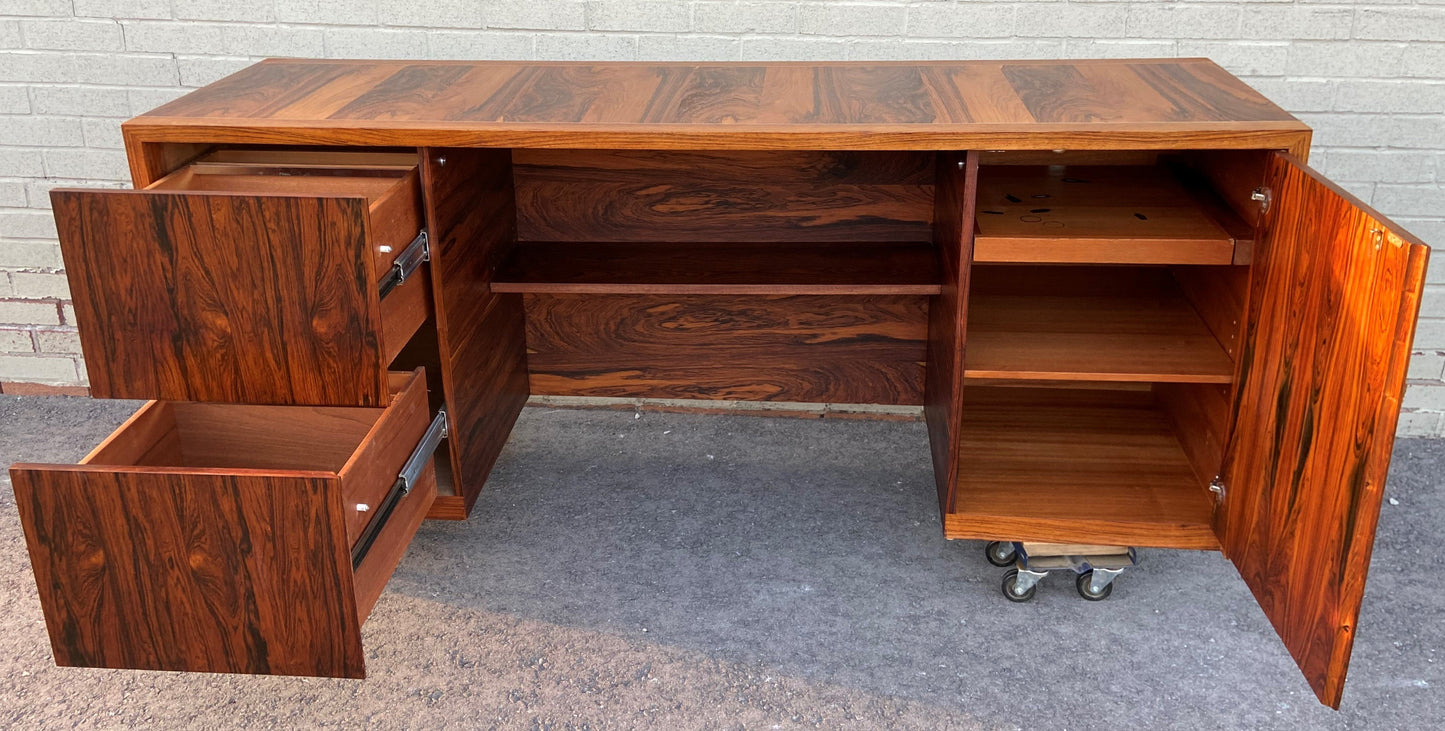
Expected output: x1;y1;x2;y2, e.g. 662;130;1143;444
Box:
8;58;1431;709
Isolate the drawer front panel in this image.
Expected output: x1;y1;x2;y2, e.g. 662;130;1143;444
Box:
9;467;366;678
52;189;388;406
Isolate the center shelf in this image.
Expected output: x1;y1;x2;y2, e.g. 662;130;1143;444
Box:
944;387;1219;550
491;241;942;296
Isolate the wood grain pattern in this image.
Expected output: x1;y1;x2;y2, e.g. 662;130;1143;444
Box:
10;467;366;677
525;294;928;404
513;150;933;243
419;148;530;519
52;189;387;406
924;152;977;513
945;387;1219;550
1217;153;1430;708
973;165;1237;265
125;59;1310;152
492;241;941;295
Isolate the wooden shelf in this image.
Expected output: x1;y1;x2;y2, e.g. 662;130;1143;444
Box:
964;269;1235;384
973;165;1242;265
491;241;941;295
944;387;1219;549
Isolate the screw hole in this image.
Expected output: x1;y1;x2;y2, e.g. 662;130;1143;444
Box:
1004;194;1022;203
1030;208;1051;213
1134;213;1148;220
982;210;1004;215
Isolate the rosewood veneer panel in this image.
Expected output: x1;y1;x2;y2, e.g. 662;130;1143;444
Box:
126;59;1309;152
10;469;366;677
1218;153;1430;708
525;294;928;405
418;148;530;519
52;189;387;406
513;150;933;243
924;152;977;513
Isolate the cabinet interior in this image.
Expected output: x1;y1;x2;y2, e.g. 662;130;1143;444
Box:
164;144;1265;544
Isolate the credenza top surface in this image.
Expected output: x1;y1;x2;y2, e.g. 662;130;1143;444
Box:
124;58;1310;151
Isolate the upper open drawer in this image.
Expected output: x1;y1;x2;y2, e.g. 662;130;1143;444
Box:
51;149;431;407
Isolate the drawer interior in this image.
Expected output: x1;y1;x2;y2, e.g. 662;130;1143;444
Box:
83;371;416;473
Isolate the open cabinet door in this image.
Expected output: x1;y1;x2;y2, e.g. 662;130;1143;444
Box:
1218;153;1430;707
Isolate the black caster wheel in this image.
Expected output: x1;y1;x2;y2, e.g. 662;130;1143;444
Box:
985;540;1017;567
1075;570;1113;601
1001;569;1036;603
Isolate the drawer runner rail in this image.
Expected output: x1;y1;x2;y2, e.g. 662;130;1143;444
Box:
377;230;430;300
351;409;448;569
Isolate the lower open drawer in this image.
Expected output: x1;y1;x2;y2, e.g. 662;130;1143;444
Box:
9;368;441;678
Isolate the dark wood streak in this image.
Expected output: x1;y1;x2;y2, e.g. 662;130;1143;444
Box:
643;66;766;124
1218;153;1429;708
52;189;386;406
525;294;928;404
330;64;473;121
1002;65;1113;123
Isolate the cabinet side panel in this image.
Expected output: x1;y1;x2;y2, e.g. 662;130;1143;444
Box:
419;148;529;519
926;152;977;513
525;293;927;405
9;468;364;678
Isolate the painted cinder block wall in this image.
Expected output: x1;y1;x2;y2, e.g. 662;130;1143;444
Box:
1;1;1442;434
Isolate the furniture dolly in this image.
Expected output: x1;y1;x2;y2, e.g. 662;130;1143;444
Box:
7;59;1430;709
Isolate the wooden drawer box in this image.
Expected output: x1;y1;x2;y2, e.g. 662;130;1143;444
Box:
51;150;430;407
9;368;441;678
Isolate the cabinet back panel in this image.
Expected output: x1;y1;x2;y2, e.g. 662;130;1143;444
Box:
523;293;927;404
512;150;934;243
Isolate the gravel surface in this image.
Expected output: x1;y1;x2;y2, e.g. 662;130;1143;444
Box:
1;395;1441;729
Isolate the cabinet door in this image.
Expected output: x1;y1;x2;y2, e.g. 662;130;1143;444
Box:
53;190;389;406
1218;152;1430;707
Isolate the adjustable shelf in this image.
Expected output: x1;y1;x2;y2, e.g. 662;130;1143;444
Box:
944;387;1219;550
973;165;1250;265
963;292;1235;383
491;241;942;295
963;266;1235;384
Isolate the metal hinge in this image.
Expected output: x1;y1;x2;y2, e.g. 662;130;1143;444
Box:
1250;187;1272;214
377;230;430;300
1209;476;1227;504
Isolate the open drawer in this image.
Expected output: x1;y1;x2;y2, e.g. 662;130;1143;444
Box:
51;149;430;407
9;368;441;678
